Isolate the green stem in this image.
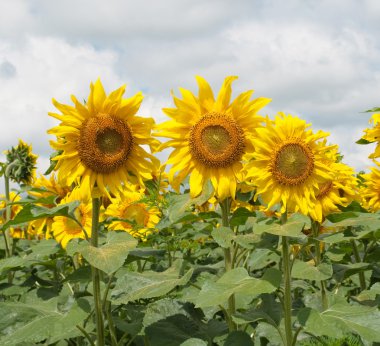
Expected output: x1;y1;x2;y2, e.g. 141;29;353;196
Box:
281;212;293;346
91;197;105;346
351;239;366;291
220;198;236;332
3;175;11;258
312;221;328;310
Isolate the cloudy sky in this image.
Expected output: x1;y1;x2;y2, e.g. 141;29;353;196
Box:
0;0;379;182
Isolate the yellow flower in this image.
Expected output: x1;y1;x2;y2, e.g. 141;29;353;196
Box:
105;186;160;240
156;76;270;201
361;162;380;211
309;162;358;222
51;187;92;248
0;192;24;238
362;113;380;159
48;79;159;198
28;173;71;238
245;113;336;215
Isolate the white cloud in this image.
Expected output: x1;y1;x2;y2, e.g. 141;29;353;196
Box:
0;0;379;180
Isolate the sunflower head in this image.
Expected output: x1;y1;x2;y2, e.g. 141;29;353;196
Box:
361;162;380;212
156;76;271;201
309;161;358;222
4;139;37;184
105;185;160;240
246;113;336;215
360;113;380;159
48;79;159;197
52;186;93;248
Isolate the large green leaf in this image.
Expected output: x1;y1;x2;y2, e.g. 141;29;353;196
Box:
145;314;206;346
298;303;380;343
0;201;80;230
0;298;88;345
224;331;254;345
111;261;193;304
67;231;137;274
211;227;234;248
166;181;214;223
292;260;333;281
253;213;308;239
323;212;380;232
195;267;280;309
180;339;208;346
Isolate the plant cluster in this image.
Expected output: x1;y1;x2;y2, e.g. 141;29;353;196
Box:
0;78;379;346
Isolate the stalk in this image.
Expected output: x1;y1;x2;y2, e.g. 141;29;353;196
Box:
312;221;328;310
220;198;236;332
91;197;105;346
350;239;366;291
3;175;11;258
281;212;293;346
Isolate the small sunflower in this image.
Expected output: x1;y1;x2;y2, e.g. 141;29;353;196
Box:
105;186;160;240
5;139;37;185
0;192;24;238
245;113;336;215
28;174;71;238
155;76;270;201
361;162;380;211
309;162;358;222
48;79;159;197
361;113;380;159
52;187;92;248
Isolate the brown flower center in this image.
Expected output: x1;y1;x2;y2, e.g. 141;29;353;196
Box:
272;141;314;185
189;113;244;168
78;114;133;174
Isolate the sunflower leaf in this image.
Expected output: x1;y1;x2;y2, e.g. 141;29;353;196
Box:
195;267;280;309
66;232;138;274
297;303;380;343
0;201;80;230
110;260;193;304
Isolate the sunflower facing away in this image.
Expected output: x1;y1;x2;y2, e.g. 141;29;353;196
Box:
105;185;160;240
48;79;159;197
245;113;336;215
156;76;271;200
52;187;93;248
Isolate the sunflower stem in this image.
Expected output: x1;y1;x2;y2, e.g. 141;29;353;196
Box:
281;212;293;346
3;175;11;259
351;239;366;291
312;220;328;310
220;198;236;332
91;197;105;346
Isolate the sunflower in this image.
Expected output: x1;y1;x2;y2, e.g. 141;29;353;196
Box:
361;162;380;211
28;174;71;238
309;162;358;222
51;187;93;248
5;139;37;185
105;185;160;240
245;113;336;215
361;113;380;159
48;79;159;197
155;76;270;201
0;192;24;238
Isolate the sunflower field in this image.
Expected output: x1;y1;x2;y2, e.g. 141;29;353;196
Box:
0;77;380;346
